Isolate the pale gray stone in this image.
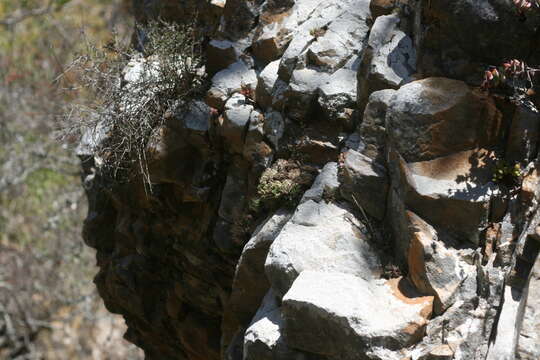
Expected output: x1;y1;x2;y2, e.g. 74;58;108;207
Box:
256;60;281;110
301;162;339;204
282;272;433;358
265;200;381;297
208;61;258;108
516;253;540;360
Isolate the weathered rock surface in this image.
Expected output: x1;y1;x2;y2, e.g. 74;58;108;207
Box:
386;77;502;162
339;149;389;220
358;88;395;161
282;271;433;359
407;211;473;314
357;13;416;110
80;1;540;360
265;199;382;297
418;0;540;81
222;210;292;353
517;252;540;359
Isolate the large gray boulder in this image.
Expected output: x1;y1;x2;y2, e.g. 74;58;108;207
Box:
265;200;382;297
386;78;502;163
390;149;497;245
282;271;433;359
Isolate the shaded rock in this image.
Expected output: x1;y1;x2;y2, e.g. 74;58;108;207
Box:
207;39;238;76
358;89;396;161
386;78;502;163
220;94;254;153
295;138;340;165
418;0;540;80
370;0;396;19
243;110;274;168
265;200;382;297
222;0;263;39
301;162;339;204
167;101;212;150
339;149;389;220
386;187;410;266
218;158;249;223
505;105;540;164
263;111;285;150
282;272;433;358
222;210;293;352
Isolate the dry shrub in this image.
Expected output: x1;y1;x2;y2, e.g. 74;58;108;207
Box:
64;19;206;192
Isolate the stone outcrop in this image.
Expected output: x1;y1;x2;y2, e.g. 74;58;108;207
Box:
79;0;540;359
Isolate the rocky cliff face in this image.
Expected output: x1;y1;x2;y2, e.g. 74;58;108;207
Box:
79;0;540;359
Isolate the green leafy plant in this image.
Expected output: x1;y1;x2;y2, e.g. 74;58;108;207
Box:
492;160;522;187
250;159;315;212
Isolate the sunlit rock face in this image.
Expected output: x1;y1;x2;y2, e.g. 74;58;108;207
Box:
81;0;540;359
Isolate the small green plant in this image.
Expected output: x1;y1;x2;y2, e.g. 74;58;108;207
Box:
492;160;522;186
257;168;302;207
250;159;316;211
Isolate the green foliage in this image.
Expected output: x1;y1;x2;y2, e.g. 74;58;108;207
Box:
492;160;522;186
250;159;315;212
257;170;301;205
